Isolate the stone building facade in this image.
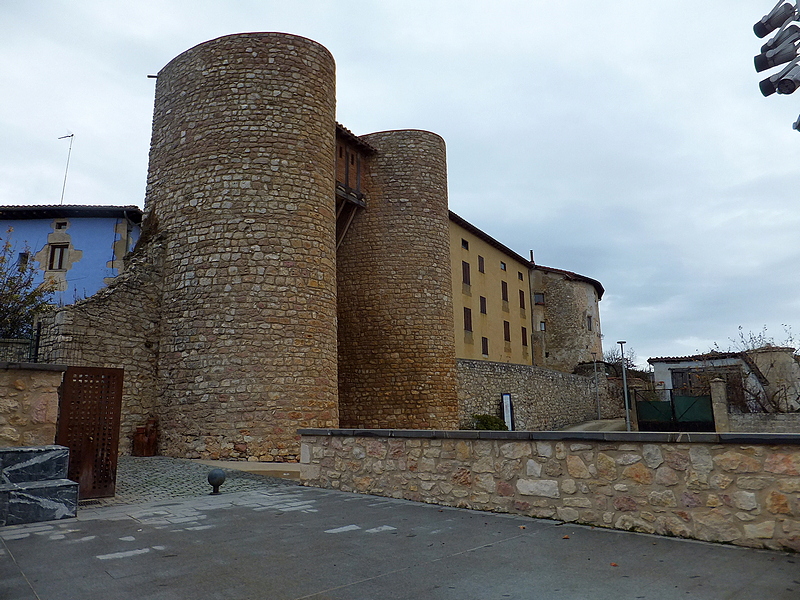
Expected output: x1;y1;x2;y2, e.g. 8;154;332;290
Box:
34;32;605;460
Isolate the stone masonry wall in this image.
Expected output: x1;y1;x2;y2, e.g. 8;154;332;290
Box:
300;430;800;552
337;130;458;430
37;236;164;455
457;359;623;430
147;33;339;461
0;366;65;447
730;413;800;434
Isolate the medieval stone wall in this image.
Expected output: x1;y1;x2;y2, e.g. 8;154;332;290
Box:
147;33;339;461
457;359;622;430
336;130;458;430
37;236;164;454
300;430;800;552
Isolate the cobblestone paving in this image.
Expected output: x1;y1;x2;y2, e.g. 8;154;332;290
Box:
80;456;297;507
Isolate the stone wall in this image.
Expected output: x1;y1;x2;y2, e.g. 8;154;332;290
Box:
0;365;65;447
300;429;800;552
457;359;623;430
37;236;163;455
337;130;458;430
730;413;800;434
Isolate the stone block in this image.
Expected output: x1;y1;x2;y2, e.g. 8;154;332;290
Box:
516;479;559;499
1;479;77;526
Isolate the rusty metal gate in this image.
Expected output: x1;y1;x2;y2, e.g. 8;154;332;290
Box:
56;366;124;499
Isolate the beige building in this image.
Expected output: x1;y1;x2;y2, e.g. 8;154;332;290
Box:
450;212;604;373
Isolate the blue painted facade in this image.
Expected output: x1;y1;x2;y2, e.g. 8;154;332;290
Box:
0;206;142;306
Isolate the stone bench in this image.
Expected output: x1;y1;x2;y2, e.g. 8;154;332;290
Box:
0;445;78;526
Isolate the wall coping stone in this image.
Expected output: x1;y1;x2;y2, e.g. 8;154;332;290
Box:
298;428;800;445
0;362;68;372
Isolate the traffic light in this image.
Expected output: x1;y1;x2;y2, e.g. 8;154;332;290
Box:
754;2;800;98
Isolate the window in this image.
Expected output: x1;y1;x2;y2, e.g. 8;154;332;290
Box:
500;261;507;271
587;315;593;331
462;261;471;285
539;321;546;331
501;281;508;302
518;271;524;281
17;252;29;269
464;307;473;332
479;296;487;314
48;244;68;270
503;321;511;342
477;255;484;273
534;293;545;305
54;221;67;230
461;238;469;250
519;290;526;309
481;337;489;355
522;326;528;346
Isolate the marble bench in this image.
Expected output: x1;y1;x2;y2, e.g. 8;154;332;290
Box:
0;445;78;526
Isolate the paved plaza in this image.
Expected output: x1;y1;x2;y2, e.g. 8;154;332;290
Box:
1;457;799;599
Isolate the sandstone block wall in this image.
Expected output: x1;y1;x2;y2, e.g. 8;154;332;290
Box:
147;33;339;461
300;430;800;552
0;366;64;447
457;359;623;429
38;237;164;455
337;130;458;430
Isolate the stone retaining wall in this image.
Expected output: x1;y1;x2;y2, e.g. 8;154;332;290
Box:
0;364;65;447
299;429;800;552
457;359;623;429
729;412;800;434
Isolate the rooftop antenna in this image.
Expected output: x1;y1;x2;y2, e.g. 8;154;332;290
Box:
58;133;74;205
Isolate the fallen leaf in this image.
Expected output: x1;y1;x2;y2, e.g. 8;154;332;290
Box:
562;535;570;539
610;563;619;567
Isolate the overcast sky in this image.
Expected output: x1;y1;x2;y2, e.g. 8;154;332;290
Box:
1;0;799;366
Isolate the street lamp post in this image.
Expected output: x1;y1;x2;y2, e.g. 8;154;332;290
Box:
618;341;631;432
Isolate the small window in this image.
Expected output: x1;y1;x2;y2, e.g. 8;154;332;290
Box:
55;221;68;230
503;320;511;342
350;154;355;165
518;271;524;281
17;252;29;269
501;281;508;302
48;244;68;270
587;315;593;331
522;326;528;346
481;337;489;355
338;147;343;158
534;293;545;305
464;307;473;332
462;261;471;285
500;261;507;271
461;238;469;250
479;296;487;314
539;321;546;331
519;290;526;309
478;255;485;273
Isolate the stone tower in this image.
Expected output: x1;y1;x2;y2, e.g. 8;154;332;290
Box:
337;130;459;429
146;33;339;460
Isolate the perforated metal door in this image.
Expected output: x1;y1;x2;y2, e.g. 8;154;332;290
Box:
56;367;123;499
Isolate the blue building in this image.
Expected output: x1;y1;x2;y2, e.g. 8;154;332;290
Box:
0;205;142;305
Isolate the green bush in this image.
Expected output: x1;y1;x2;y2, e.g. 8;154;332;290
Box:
470;414;508;431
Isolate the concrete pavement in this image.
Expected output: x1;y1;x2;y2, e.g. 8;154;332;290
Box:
1;457;799;599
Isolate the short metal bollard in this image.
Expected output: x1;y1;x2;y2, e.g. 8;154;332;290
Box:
208;469;226;495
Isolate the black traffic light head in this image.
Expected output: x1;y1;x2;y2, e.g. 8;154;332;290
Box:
754;2;797;38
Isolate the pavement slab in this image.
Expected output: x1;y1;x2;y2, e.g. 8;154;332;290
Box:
1;458;799;599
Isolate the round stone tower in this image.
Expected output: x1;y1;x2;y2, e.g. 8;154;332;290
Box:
337;130;459;429
145;33;338;460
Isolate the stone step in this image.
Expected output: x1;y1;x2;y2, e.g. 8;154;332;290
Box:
0;445;69;484
0;478;78;526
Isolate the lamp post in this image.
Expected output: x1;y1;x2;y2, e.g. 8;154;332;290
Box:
618;341;631;432
591;351;601;420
